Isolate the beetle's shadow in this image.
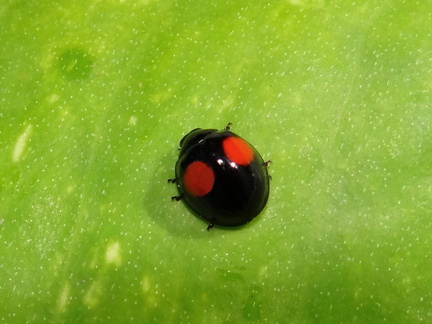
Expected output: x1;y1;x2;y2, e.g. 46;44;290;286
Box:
143;150;249;238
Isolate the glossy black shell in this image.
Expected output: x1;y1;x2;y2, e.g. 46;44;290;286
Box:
174;128;270;227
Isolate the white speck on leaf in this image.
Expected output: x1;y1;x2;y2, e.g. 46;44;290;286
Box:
12;125;33;162
105;241;122;266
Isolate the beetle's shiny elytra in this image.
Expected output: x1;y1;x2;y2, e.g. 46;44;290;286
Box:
169;124;270;229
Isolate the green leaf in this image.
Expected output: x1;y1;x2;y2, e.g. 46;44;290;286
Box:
1;0;431;323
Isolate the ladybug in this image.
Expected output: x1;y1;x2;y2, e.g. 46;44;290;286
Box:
169;123;270;229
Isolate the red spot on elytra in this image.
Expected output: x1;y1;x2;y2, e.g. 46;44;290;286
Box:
222;136;254;166
183;161;214;196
